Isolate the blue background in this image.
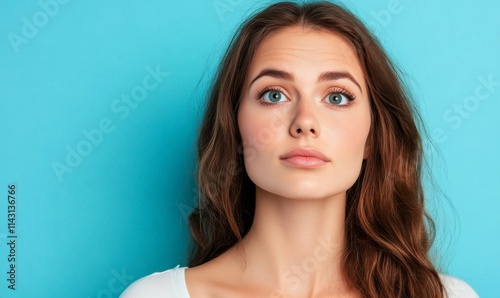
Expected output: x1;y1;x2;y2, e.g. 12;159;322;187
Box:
0;0;498;297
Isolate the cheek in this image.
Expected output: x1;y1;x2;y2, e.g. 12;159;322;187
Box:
238;103;288;150
326;112;371;161
341;123;369;153
322;116;370;190
238;110;261;142
238;103;268;165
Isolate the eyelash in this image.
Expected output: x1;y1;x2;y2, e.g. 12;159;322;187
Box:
255;85;357;108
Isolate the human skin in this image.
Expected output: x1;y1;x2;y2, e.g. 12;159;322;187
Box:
185;25;371;298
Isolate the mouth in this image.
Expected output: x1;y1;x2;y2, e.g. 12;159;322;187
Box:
279;147;330;168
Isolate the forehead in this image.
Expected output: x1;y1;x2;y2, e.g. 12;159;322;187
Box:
245;25;365;88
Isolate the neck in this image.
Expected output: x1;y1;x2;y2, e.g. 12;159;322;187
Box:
234;186;348;296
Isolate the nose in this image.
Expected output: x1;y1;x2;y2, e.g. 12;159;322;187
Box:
289;100;320;138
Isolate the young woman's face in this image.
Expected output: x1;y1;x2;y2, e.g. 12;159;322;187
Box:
237;25;371;200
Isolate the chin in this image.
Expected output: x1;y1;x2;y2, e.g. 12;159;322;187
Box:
248;168;359;201
260;182;349;201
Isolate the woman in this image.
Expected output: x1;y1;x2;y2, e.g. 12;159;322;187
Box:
122;1;478;297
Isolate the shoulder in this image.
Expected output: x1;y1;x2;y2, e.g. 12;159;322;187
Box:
120;265;190;298
439;274;479;298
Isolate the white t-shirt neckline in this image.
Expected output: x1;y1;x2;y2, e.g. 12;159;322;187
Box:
121;264;479;298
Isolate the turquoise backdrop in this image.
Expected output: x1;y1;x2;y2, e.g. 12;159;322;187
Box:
0;0;498;297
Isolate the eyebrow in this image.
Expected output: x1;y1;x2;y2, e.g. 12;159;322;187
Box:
249;68;363;94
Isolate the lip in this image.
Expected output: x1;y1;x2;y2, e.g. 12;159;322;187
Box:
279;147;330;168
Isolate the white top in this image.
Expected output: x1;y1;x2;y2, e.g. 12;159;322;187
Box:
120;265;479;298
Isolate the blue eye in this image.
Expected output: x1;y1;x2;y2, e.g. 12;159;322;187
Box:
261;89;286;103
327;92;350;105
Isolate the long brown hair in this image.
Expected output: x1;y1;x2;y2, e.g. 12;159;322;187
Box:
189;1;444;297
